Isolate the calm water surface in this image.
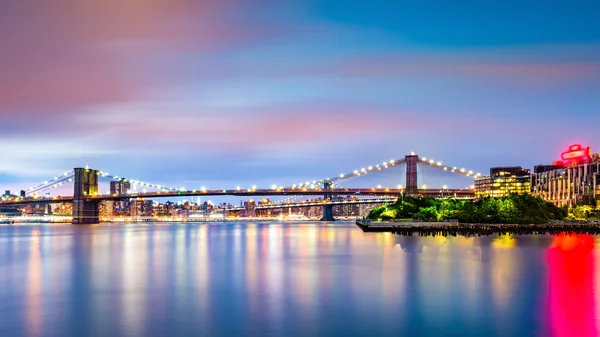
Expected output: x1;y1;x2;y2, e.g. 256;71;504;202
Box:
0;222;597;337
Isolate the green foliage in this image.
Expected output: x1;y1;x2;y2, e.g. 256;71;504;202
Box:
413;206;438;221
366;193;568;224
570;205;600;220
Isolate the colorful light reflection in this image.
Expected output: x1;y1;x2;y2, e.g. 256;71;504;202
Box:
547;234;596;337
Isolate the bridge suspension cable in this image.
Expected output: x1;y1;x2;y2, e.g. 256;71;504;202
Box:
97;171;179;192
288;152;482;190
25;171;74;196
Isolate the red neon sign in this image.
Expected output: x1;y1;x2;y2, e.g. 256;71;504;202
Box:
560;144;591;167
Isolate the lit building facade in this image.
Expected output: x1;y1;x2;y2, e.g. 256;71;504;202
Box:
475;166;531;198
110;180;131;215
531;144;600;207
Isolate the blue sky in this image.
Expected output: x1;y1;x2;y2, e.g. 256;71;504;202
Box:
0;0;599;193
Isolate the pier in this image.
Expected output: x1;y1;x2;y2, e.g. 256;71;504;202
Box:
356;220;600;236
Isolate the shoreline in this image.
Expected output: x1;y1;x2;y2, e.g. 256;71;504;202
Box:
356;220;600;236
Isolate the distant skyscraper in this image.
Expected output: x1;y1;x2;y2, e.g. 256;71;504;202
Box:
110;180;131;215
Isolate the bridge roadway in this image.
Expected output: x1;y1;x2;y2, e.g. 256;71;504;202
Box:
252;198;395;210
0;188;474;207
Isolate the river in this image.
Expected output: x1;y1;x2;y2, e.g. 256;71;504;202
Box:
0;222;597;336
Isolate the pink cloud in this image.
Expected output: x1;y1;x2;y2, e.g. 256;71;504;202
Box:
79;107;484;153
0;0;266;110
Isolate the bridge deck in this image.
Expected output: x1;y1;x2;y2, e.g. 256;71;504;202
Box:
0;188;474;206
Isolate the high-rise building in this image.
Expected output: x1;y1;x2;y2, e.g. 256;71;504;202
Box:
475;166;531;198
110;180;131;215
129;199;153;216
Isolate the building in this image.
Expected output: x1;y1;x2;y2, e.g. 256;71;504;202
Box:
130;199;154;216
110;180;131;215
531;144;600;207
475;166;531;198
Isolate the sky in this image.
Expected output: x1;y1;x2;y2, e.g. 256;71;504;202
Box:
1;0;600;193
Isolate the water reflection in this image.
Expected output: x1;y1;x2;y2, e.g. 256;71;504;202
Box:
547;234;596;337
0;223;598;336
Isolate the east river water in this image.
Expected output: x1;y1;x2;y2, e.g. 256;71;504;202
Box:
0;222;597;337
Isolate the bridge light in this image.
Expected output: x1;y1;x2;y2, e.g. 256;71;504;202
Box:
470;185;475;189
437;161;442;166
44;181;48;185
460;169;465;173
201;187;206;192
422;157;427;161
422;184;427;189
339;174;344;178
429;160;434;164
252;185;256;190
397;185;402;189
444;167;448;171
271;184;277;190
368;166;372;170
236;186;241;191
377;185;382;189
390;160;394;164
443;185;448;189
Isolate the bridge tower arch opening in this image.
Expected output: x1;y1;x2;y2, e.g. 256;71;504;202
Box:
320;180;335;221
72;167;100;224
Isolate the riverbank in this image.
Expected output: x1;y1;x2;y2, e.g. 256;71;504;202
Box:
356;220;600;236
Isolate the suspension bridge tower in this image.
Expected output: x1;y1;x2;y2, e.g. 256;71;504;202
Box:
320;180;335;221
72;168;100;224
405;154;418;195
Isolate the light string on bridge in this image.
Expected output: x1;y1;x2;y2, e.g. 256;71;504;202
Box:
287;152;482;191
97;171;179;193
25;171;75;196
418;156;482;178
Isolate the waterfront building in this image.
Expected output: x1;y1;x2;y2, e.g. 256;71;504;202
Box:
531;144;600;207
475;166;531;198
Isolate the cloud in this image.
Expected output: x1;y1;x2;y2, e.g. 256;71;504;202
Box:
0;136;118;177
319;45;600;84
0;0;276;110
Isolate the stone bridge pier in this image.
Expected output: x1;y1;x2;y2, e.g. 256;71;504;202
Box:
72;168;99;224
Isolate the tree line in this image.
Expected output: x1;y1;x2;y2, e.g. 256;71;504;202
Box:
366;194;571;224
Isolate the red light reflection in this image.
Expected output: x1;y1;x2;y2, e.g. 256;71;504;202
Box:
547;234;596;337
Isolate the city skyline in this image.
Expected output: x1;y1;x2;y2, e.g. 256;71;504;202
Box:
1;0;599;191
